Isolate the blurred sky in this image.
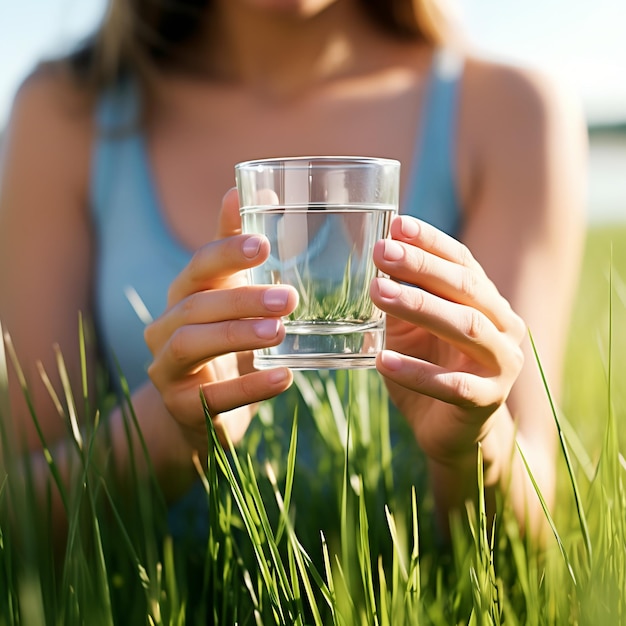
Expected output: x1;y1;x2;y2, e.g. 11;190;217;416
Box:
1;0;626;127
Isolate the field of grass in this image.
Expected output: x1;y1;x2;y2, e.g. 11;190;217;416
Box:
1;224;625;625
563;225;626;451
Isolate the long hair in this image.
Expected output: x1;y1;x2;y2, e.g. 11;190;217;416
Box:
68;0;452;92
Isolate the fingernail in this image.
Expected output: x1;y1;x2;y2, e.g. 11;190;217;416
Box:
242;235;262;258
400;216;420;238
222;186;237;204
380;350;403;371
377;277;402;299
263;287;290;311
383;240;404;261
267;368;289;384
253;318;281;339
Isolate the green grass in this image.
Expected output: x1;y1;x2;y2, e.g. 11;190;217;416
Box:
288;252;377;324
0;224;625;625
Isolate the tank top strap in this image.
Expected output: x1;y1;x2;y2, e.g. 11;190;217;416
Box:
90;79;141;225
402;48;464;236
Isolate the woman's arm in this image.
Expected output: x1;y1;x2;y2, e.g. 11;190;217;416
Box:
0;75;297;521
0;70;95;451
372;59;587;538
460;60;587;525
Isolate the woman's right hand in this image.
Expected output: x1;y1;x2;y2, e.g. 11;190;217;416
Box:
144;189;299;453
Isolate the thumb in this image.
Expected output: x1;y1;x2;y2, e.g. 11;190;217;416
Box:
215;187;242;240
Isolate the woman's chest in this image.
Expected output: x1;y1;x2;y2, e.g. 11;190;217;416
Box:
144;83;427;251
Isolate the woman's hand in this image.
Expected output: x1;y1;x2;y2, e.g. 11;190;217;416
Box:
371;215;527;467
144;189;298;453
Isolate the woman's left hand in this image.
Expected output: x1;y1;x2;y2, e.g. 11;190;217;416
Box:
370;215;527;466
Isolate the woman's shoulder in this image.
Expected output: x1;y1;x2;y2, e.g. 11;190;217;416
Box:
434;47;588;233
4;64;95;207
8;63;94;138
460;52;586;151
455;51;587;204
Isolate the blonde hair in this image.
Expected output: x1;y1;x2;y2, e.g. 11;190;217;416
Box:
69;0;451;92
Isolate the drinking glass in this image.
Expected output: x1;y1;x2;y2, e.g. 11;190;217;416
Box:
235;156;400;369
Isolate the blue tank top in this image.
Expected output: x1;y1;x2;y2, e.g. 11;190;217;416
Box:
90;49;464;391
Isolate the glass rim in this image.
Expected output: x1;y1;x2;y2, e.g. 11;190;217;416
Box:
235;155;401;170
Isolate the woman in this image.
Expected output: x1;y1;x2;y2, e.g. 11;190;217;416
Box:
0;0;586;537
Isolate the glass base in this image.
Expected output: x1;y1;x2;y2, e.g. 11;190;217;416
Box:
253;321;383;370
254;353;377;370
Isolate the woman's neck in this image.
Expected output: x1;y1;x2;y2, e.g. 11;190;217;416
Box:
198;0;403;99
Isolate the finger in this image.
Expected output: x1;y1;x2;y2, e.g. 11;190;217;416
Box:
374;236;525;338
371;277;523;371
166;233;270;306
376;350;503;409
392;215;483;270
151;318;288;379
200;368;293;419
215;187;243;240
374;237;508;327
145;284;298;351
162;368;292;430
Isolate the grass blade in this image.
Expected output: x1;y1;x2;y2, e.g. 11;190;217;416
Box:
516;441;577;584
529;329;593;565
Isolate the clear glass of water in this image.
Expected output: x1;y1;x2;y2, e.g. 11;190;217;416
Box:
235;156;400;370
